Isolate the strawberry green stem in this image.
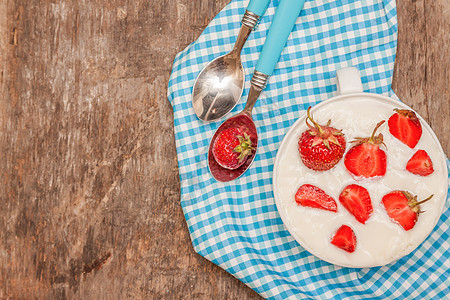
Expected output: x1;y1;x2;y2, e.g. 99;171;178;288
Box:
306;107;324;134
370;120;385;142
233;133;254;163
415;194;434;206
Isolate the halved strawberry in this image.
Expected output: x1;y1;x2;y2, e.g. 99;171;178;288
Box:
331;225;356;253
388;109;422;148
298;107;346;171
212;127;254;170
344;121;387;178
406;149;434;176
382;191;433;231
339;184;373;224
295;184;337;212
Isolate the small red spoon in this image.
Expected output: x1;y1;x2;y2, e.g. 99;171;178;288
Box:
208;72;265;182
208;110;258;182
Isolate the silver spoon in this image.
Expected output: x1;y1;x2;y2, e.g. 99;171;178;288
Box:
192;0;270;122
208;0;306;182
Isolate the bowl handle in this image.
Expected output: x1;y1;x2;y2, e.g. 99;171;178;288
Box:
336;67;363;95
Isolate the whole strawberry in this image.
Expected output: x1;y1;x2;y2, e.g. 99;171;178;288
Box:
298;107;346;171
212;127;254;170
388;109;422;148
344;121;387;178
382;191;433;231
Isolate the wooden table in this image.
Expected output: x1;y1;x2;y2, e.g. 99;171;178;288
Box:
0;0;448;298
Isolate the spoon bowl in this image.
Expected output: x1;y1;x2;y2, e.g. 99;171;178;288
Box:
192;51;245;122
208;112;258;182
192;6;268;122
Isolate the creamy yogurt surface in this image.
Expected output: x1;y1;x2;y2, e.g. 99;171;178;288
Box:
273;95;448;268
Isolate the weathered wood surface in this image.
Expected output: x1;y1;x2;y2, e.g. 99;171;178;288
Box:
0;0;448;299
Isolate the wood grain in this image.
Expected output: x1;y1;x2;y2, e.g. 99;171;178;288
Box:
392;0;449;154
0;0;448;299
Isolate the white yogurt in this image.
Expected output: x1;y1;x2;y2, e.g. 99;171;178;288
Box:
274;96;448;268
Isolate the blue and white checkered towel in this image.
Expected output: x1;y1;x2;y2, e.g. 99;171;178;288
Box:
167;0;450;299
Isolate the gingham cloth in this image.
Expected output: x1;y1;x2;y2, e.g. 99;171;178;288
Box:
167;0;450;299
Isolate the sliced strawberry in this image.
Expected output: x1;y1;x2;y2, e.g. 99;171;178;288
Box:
382;191;433;231
298;107;346;171
339;184;373;224
344;121;387;178
345;143;387;178
295;184;337;212
406;149;434;176
212;127;254;170
388;109;422;148
331;225;356;253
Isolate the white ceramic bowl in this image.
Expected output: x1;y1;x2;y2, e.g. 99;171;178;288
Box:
273;68;448;268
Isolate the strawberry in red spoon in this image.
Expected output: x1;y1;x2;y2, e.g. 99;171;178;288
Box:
298;107;346;171
212;127;254;170
331;225;356;253
382;191;433;231
388;109;422;148
339;184;373;224
406;149;434;176
295;184;337;212
344;121;387;178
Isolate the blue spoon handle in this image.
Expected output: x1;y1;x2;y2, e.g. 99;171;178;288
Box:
247;0;271;17
255;0;306;76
